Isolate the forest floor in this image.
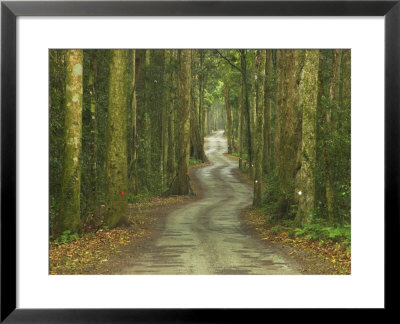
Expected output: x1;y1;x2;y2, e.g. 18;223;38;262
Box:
229;155;351;275
50;131;348;275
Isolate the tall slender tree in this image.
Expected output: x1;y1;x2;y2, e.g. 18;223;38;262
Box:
223;80;233;154
274;50;305;218
167;50;177;185
295;50;319;225
172;49;191;195
59;49;83;233
263;50;274;173
161;50;170;191
190;50;206;161
105;49;129;228
86;53;98;221
324;49;342;224
129;50;138;195
240;50;253;167
143;50;152;184
253;50;266;207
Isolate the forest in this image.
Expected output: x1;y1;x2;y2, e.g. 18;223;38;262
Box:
50;49;351;274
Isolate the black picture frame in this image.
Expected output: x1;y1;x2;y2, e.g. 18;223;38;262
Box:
1;0;398;322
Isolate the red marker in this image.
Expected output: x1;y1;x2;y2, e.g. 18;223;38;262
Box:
121;191;124;196
185;172;189;176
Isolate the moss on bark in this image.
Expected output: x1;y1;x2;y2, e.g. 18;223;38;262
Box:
253;50;266;207
172;49;191;195
105;50;129;228
296;50;319;225
59;49;83;234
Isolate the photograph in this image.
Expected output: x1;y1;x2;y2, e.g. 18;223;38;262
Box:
49;49;351;275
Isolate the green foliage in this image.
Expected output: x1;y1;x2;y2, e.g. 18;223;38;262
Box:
127;193;150;204
55;230;79;246
262;170;295;221
294;221;351;243
270;225;284;234
189;158;203;165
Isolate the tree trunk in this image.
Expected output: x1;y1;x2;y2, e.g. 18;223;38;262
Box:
129;50;138;195
240;50;252;166
59;50;83;234
190;51;206;162
167;50;177;185
86;54;98;222
253;50;266;207
105;50;129;228
224;81;233;154
199;51;206;147
324;49;342;224
238;73;245;169
144;50;151;185
274;50;305;219
161;50;170;191
263;50;274;173
171;50;191;195
295;50;319;226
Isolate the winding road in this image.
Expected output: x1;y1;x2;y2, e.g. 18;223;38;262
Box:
120;131;300;274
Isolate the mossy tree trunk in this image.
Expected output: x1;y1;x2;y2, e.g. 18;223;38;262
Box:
129;50;138;195
144;50;152;186
86;53;98;222
238;73;245;169
223;81;233;154
171;50;191;195
274;50;305;219
199;50;206;145
324;49;342;224
295;50;319;226
161;50;170;191
167;50;177;185
59;49;83;234
253;50;266;207
105;49;129;228
190;50;206;162
263;50;274;173
240;50;253;167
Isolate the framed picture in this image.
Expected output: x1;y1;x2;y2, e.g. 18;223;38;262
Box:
1;0;398;321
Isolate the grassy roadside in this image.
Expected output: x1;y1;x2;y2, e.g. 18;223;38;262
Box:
227;153;351;275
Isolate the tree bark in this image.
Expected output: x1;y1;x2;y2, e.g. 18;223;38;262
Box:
240;50;252;166
263;50;274;173
190;50;206;162
224;81;233;155
161;50;170;191
167;50;177;185
171;50;191;195
59;49;83;234
144;50;152;184
129;50;138;195
295;50;319;225
274;50;305;219
238;73;245;169
324;49;342;224
105;50;129;228
253;50;266;207
86;54;98;222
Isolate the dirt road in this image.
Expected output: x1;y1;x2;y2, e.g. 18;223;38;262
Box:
120;131;300;274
